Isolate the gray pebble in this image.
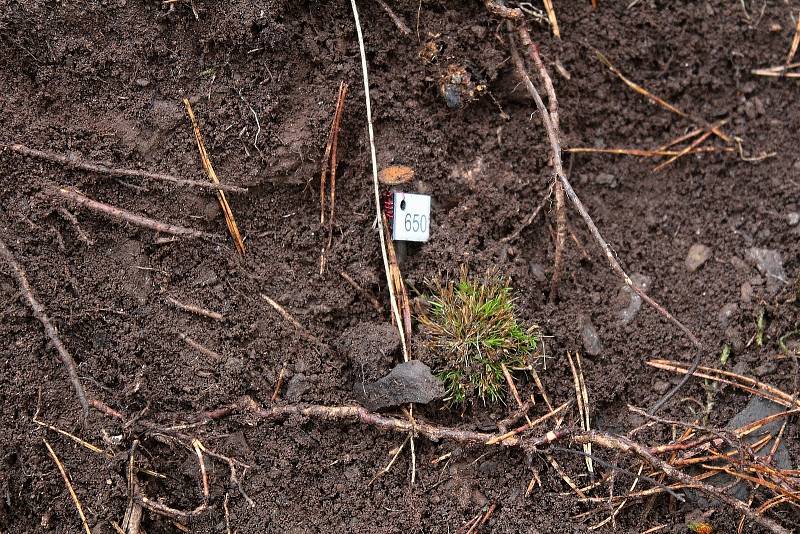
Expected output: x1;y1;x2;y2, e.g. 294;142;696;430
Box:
746;248;787;295
718;302;738;327
618;273;652;324
787;212;800;226
580;314;602;356
595;172;618;188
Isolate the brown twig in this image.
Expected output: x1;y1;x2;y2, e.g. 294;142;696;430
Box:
178;332;222;360
57;208;94;245
4;143;246;193
509;27;703;355
376;0;411;35
166;296;224;321
508;28;568;302
260;293;324;345
339;271;383;313
184;99;246;254
0;237;89;417
58;188;217;240
484;0;522;19
43;439;92;534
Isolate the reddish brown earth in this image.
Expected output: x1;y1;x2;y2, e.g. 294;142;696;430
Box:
1;1;798;532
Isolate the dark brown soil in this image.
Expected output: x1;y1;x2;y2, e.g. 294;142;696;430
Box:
1;1;798;532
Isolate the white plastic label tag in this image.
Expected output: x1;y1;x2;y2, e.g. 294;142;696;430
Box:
392;192;431;242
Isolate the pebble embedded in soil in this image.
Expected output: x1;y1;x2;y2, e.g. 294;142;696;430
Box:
617;273;652;324
717;302;738;327
594;172;618;188
740;281;753;303
745;247;786;295
692;397;792;505
579;314;602;356
355;360;444;411
787;212;800;226
685;243;711;272
285;373;311;402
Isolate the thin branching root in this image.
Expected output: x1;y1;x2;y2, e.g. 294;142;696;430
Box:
82;381;796;533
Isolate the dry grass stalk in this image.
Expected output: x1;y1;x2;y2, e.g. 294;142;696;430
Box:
565;146;731;158
0;237;89;417
542;0;560;38
350;0;409;362
34;392;105;455
382;213;412;349
260;293;323;345
178;332;222;360
787;13;800;64
568;352;593;474
58;188;216;240
320;81;348;273
183;99;246;255
653;119;727;171
43;438;92;534
271;364;287;402
590;463;644;530
5;143;246;192
646;359;800;409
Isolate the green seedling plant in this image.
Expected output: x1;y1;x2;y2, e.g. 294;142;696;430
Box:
418;267;539;406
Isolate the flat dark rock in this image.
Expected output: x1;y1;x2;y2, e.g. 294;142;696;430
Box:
355;361;445;411
691;396;792;505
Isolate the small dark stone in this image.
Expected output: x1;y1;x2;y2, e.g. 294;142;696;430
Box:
356;361;445;411
286;373;310;402
580;314;602;356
